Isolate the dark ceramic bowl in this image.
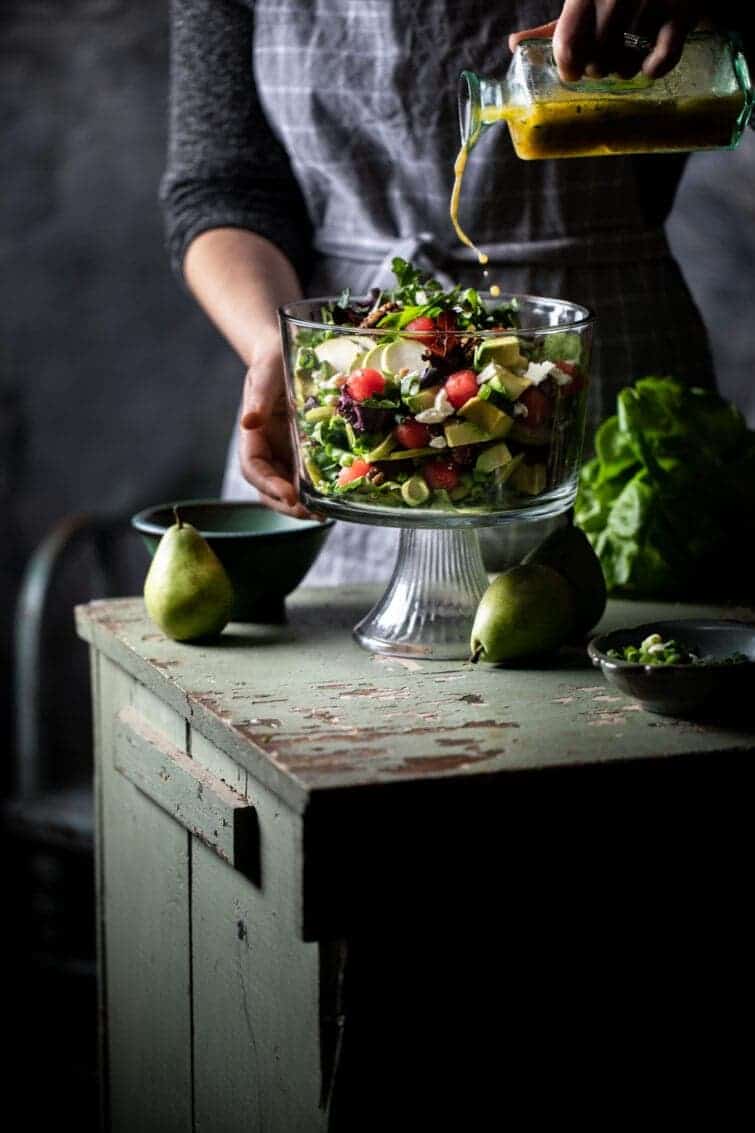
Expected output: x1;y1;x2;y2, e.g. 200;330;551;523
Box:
132;499;334;624
588;619;755;718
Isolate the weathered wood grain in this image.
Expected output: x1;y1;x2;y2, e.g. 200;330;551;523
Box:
189;728;327;1132
114;704;258;877
97;659;192;1132
76;590;755;812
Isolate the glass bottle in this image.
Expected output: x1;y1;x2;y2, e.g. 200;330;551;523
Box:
459;30;753;160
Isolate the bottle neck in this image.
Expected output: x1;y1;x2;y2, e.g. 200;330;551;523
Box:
458;71;509;147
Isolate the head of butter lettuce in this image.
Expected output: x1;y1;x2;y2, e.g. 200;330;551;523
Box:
575;377;755;598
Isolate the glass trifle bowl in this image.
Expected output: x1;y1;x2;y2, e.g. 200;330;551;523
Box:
280;290;594;657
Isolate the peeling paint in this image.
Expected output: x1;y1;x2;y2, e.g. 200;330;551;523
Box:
588;713;631;727
339;686;410;701
374;655;424;672
394;750;498;774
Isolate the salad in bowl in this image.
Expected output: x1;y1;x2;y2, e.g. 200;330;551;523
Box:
280;259;593;523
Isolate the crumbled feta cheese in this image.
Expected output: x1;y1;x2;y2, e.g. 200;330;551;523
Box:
415;387;455;424
476;361;501;385
525;361;557;385
429;436;447;449
415;289;427;304
513;401;529;417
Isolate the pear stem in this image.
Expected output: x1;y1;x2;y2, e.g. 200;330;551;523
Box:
173;506;183;529
469;643;483;665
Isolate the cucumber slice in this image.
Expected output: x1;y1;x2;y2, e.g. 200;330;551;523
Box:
361;343;384;371
381;338;427;375
314;336;368;373
401;475;430;507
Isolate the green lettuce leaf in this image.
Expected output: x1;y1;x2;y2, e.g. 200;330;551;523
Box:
575;376;755;599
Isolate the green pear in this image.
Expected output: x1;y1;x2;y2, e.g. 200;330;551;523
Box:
469;564;576;664
144;510;234;642
522;523;606;635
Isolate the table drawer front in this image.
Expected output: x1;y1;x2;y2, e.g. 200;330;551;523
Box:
114;705;258;878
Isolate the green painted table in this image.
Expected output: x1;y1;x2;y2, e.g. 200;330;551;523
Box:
77;589;755;1132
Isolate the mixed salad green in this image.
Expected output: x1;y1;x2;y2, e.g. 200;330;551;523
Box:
290;259;588;513
576;376;755;597
606;632;749;666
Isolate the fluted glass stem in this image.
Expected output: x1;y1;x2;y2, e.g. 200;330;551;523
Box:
353;527;489;659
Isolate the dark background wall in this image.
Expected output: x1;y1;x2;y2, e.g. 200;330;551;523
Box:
1;2;754;1120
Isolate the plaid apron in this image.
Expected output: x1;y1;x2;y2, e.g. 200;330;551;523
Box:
222;0;714;581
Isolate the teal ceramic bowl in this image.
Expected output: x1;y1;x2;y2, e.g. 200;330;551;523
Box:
132;499;334;624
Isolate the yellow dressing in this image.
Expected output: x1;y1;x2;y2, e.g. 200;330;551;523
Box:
450;87;745;265
480;90;746;160
450;144;489;266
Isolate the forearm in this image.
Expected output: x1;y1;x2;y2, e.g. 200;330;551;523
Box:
183;228;302;368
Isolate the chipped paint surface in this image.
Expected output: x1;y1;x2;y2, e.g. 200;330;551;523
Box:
76;590;755;808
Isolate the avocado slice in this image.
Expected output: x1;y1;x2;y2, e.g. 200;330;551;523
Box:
304;456;323;485
459;396;513;439
401;475;431;507
494;452;524;484
364;434;398;462
381;338;427;375
474;336;526;371
404;386;441;414
444;419;492;447
304;404;335;424
510;461;547;495
381;445;437;461
492;369;532;399
478;361;533;399
475;442;513;475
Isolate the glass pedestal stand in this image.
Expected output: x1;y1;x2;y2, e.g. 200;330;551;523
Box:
303;488;573;660
353;527;489;659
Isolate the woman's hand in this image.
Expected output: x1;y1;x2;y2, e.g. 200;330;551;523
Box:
239;333;311;519
509;2;706;81
183;228;312;518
